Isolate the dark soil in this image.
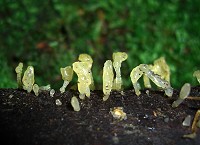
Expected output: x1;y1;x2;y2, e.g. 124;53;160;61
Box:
0;86;200;145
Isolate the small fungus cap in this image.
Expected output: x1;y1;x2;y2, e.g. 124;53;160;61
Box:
60;66;73;81
113;52;128;63
78;54;93;64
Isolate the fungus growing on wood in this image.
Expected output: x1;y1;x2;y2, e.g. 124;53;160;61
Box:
22;66;35;93
112;52;128;90
33;84;39;96
15;62;23;89
73;62;91;99
172;83;191;108
78;54;95;90
103;60;114;101
130;64;173;97
60;66;73;93
143;57;171;88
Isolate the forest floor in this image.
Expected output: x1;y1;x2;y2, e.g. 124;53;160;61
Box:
0;86;200;145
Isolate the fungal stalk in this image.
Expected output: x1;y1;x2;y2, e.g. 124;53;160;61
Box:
130;64;173;97
60;66;73;93
73;62;92;99
15;62;23;89
22;66;35;93
78;54;95;90
103;60;114;101
112;52;128;90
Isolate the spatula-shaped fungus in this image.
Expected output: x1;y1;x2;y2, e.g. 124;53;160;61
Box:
78;54;95;90
71;96;80;111
73;62;91;99
60;66;73;93
33;84;39;96
103;60;114;101
22;66;35;93
15;62;23;89
172;83;191;108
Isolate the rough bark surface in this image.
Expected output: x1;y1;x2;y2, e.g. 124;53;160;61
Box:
0;86;200;145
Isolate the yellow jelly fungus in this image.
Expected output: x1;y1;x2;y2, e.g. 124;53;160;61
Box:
151;57;170;82
22;66;35;93
103;60;114;101
60;66;73;93
143;57;170;88
78;54;95;90
193;70;200;83
73;62;92;99
71;96;80;111
15;62;23;89
112;52;128;90
33;84;39;96
172;83;191;108
130;64;173;97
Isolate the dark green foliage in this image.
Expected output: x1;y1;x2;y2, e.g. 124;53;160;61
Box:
0;0;199;89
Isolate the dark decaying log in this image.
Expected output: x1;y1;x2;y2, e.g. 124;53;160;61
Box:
0;86;200;145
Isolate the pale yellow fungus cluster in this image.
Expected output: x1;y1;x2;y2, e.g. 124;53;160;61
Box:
110;107;127;120
102;52;128;101
16;53;174;101
71;96;80;111
112;52;128;90
15;62;52;96
14;54;200;139
103;60;114;101
73;62;92;99
143;57;170;88
172;83;191;108
130;64;173;97
60;66;73;93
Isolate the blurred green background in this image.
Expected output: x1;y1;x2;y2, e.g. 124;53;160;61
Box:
0;0;200;90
